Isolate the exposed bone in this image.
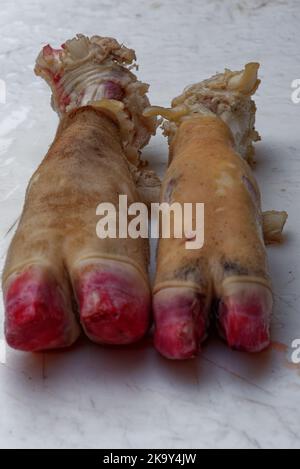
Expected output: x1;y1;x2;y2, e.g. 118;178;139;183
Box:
144;63;261;163
35;34;157;165
227;62;260;94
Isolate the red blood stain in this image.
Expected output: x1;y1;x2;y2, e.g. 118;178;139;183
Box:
218;299;270;353
104;81;125;101
5;267;69;352
61;94;71;106
43;44;62;57
154;293;207;359
53;73;61;84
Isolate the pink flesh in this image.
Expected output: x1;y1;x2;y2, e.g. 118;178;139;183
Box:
43;44;62;58
154;291;208;360
104;81;125;100
218;294;271;353
5;266;72;352
75;269;150;345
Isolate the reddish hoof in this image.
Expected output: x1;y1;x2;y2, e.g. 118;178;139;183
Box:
153;289;208;360
4;266;78;352
218;282;272;353
75;264;151;345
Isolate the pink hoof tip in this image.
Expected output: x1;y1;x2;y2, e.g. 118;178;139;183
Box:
154;290;208;360
154;320;200;360
4;267;74;352
76;268;150;345
218;300;271;353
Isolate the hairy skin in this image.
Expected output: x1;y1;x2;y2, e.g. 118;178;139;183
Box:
2;34;159;352
2;107;152;351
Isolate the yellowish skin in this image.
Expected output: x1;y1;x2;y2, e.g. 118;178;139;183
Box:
153;116;273;358
148;62;287;358
4;108;149;278
155;116;270;296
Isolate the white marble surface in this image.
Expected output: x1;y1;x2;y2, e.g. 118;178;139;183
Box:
0;0;300;449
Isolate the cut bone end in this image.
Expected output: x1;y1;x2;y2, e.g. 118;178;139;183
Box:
35;34;157;163
4;266;80;352
217;281;273;353
153;288;208;359
227;62;260;95
74;261;151;345
144;63;261;161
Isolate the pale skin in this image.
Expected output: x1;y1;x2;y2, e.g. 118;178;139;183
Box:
3;107;151;351
2;34;159;352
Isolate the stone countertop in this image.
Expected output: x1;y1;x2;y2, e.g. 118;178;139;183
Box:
0;0;299;449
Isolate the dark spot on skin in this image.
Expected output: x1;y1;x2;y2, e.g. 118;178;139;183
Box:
242;175;259;205
173;258;207;287
163;176;181;204
222;258;266;279
223;260;249;276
